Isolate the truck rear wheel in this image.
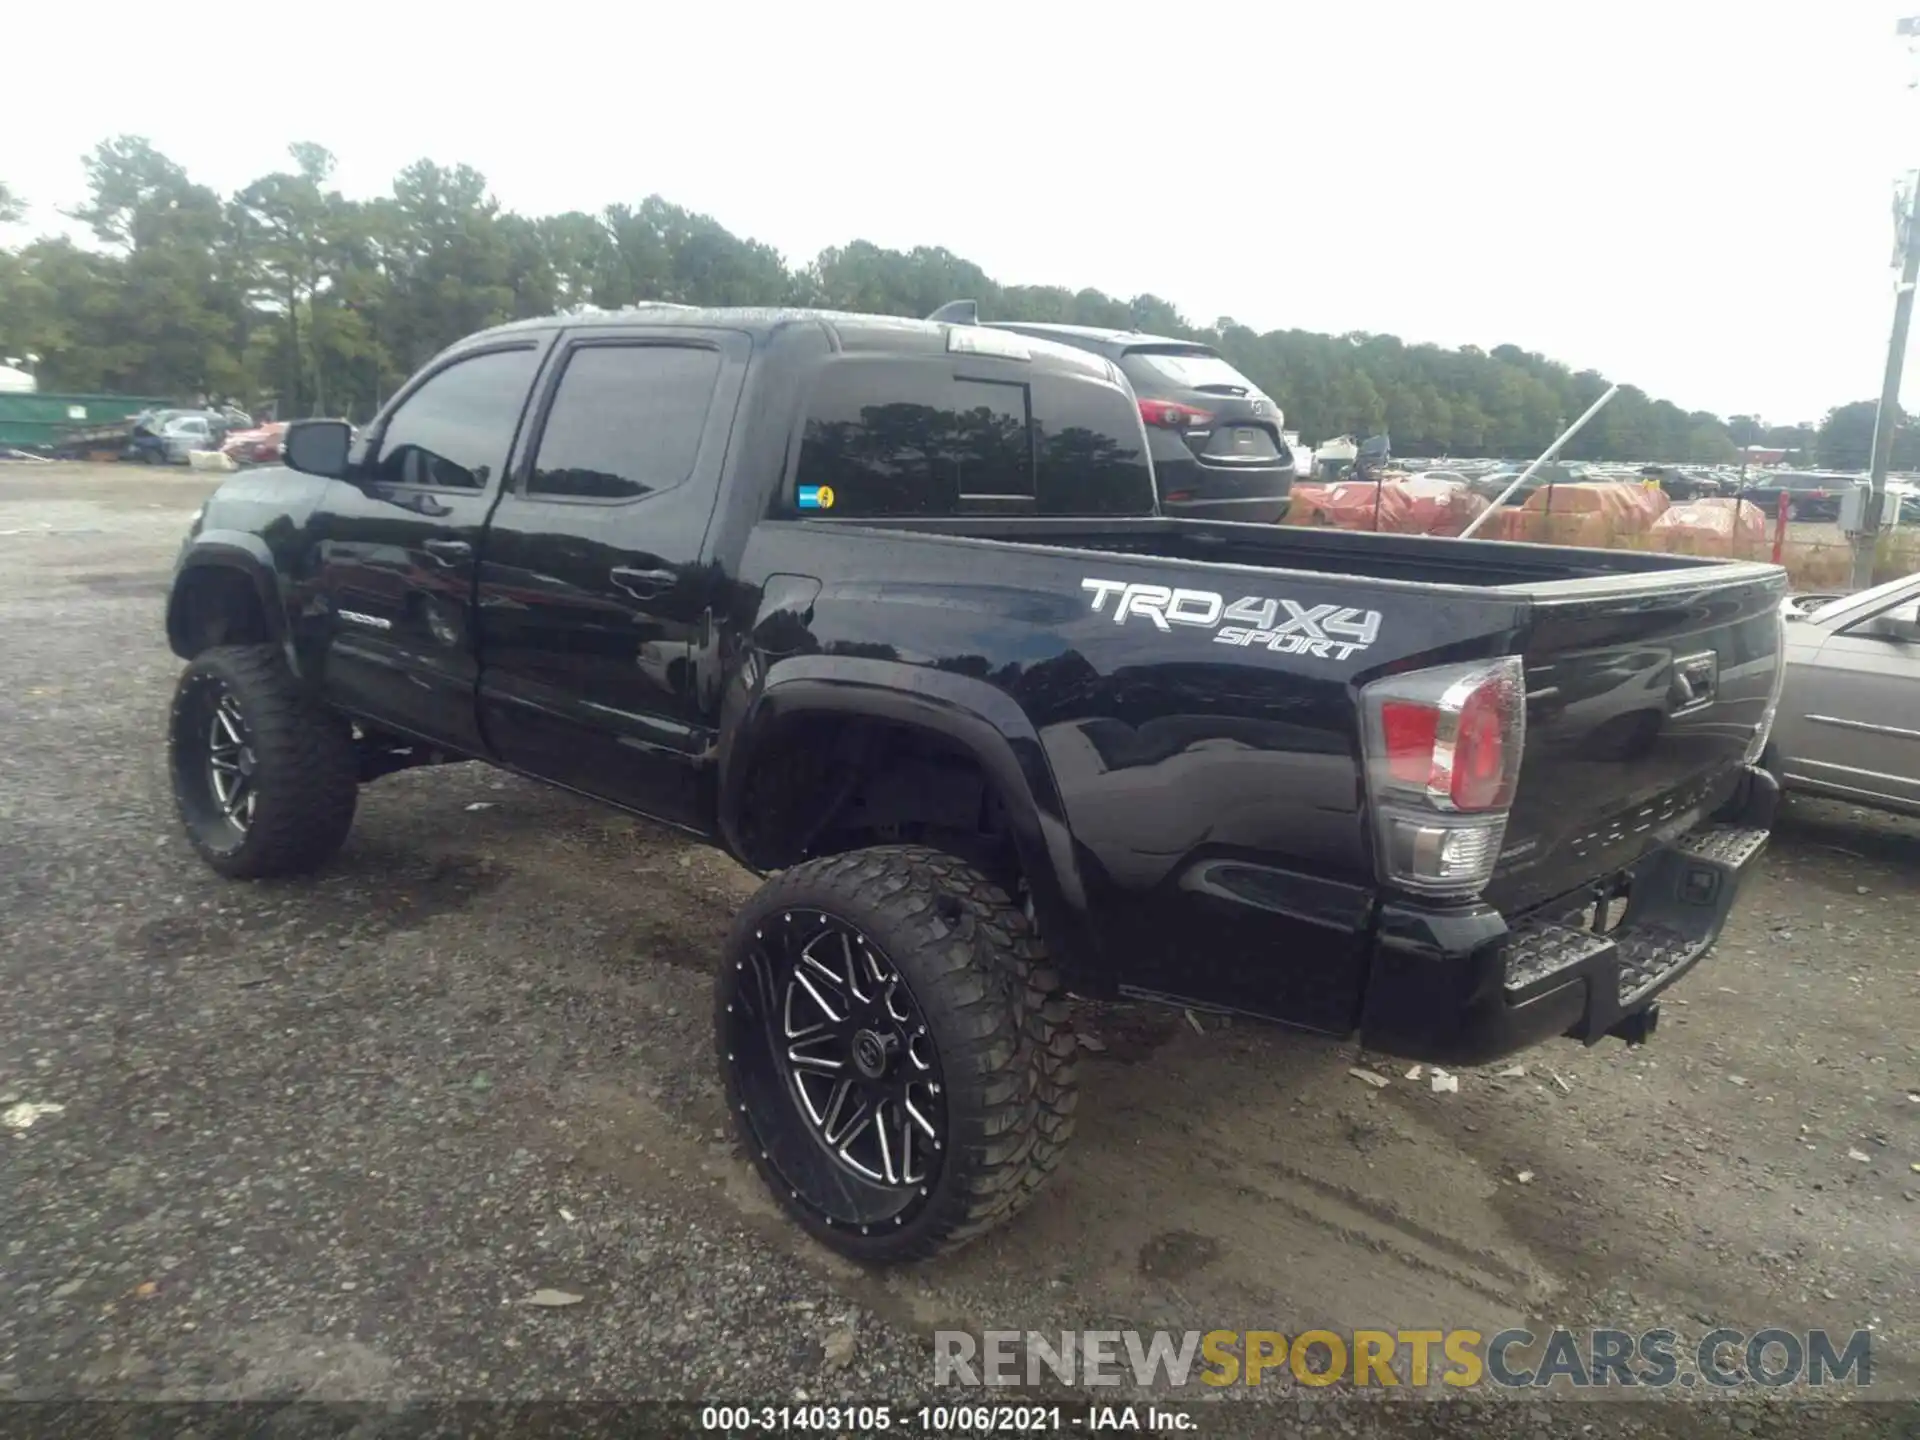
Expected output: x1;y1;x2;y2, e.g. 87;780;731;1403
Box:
716;845;1076;1264
168;644;358;879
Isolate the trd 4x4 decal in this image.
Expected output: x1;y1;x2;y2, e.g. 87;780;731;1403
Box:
1080;578;1382;661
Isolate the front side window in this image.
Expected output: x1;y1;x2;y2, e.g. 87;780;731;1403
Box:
528;344;722;501
371;346;540;490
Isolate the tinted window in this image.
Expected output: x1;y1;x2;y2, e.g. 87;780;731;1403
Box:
373;347;539;490
1121;347;1263;397
794;359;1154;518
1030;371;1156;515
794;361;1032;516
529;344;722;500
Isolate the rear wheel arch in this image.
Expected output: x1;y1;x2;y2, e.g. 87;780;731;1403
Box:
719;670;1094;980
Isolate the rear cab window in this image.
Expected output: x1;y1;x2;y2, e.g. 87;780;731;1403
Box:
790;356;1155;518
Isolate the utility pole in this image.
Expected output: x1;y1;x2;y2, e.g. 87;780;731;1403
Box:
1855;174;1920;588
1857;17;1920;587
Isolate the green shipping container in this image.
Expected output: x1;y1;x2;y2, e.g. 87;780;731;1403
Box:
0;392;178;454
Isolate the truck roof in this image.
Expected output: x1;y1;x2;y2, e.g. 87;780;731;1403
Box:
465;305;1122;381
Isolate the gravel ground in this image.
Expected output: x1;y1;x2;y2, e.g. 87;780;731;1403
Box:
1;465;1916;1438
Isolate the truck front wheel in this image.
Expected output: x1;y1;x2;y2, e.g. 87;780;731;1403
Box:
168;644;358;879
716;845;1076;1263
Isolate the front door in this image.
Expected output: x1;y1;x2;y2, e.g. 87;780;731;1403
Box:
476;327;749;831
310;340;548;754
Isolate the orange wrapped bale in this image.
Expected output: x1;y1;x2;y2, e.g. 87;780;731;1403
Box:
1284;477;1488;535
1649;497;1769;553
1390;476;1490;536
1284;482;1397;529
1489;481;1670;546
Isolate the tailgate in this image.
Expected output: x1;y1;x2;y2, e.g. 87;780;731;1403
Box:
1486;565;1786;914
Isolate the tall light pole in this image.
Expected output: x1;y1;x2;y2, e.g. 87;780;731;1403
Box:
1857;174;1920;588
1857;17;1920;587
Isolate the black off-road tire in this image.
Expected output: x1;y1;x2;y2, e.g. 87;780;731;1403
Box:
168;644;358;879
716;845;1077;1264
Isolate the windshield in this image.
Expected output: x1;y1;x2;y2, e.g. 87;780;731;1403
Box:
1121;348;1264;397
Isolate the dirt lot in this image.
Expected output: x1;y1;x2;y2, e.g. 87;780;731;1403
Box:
2;464;1916;1436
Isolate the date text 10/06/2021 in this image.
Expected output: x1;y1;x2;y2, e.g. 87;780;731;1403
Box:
699;1406;1191;1432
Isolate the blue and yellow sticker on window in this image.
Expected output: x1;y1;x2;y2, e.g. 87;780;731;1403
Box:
797;484;836;511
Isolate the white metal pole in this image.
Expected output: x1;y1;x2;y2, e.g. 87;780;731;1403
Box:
1457;384;1623;539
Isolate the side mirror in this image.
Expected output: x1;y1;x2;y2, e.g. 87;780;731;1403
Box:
283;419;352;479
1866;600;1920;643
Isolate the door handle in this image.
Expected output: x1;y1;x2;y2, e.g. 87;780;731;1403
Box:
423;538;472;563
610;565;677;598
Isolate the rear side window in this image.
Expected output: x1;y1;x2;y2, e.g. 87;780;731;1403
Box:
1029;371;1156;515
793;358;1154;518
529;343;722;500
1120;346;1263;397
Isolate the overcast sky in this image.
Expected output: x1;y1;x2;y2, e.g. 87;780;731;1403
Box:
4;0;1916;423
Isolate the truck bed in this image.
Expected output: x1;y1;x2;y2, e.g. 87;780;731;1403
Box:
749;512;1785;1039
858;512;1777;593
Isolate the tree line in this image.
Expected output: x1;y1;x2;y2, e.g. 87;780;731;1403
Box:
0;139;1886;465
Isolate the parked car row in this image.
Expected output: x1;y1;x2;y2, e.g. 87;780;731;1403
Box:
123;409;289;467
126;408;248;465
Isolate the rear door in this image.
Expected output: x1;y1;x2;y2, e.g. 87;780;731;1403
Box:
311;339;548;753
1777;584;1920;811
1483;565;1786;916
475;325;749;830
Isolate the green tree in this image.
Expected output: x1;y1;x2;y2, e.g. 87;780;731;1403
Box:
0;133;1837;460
1817;401;1880;470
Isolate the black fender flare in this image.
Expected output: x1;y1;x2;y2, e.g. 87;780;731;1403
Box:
166;532;293;669
718;654;1096;977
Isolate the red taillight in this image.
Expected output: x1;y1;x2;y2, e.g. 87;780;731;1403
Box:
1372;668;1521;814
1138;398;1214;430
1449;684;1511;810
1377;689;1512;811
1361;657;1526;897
1380;701;1439;787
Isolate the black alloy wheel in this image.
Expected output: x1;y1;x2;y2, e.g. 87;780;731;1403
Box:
717;846;1077;1264
744;908;946;1214
168;645;358;879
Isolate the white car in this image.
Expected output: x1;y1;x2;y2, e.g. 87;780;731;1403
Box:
1769;572;1920;817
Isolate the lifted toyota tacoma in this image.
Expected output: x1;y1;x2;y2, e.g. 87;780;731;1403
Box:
163;304;1786;1262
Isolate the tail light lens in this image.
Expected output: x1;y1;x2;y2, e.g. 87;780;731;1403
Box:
1138;398;1214;430
1361;656;1527;897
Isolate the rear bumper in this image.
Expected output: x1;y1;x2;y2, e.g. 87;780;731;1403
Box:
1355;766;1779;1067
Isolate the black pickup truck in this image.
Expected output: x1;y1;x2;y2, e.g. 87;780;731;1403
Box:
163;304;1786;1262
